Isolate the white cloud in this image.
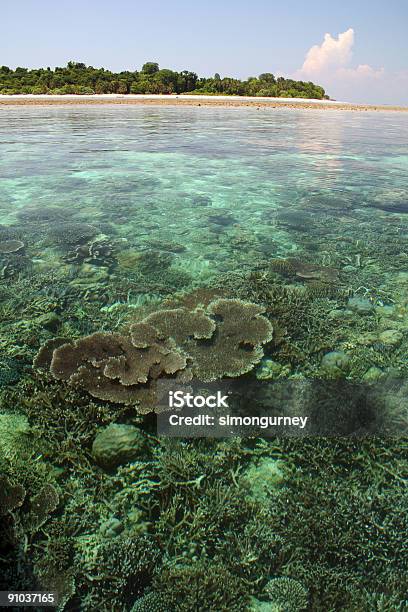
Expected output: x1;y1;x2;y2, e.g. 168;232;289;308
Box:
337;64;385;79
293;29;396;103
300;28;355;76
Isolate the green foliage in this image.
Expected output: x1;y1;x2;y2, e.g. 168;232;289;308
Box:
0;61;326;98
141;62;160;75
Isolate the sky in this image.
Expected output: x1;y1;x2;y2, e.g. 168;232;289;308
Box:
1;0;407;104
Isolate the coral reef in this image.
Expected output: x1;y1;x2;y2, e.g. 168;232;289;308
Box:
265;577;309;611
143;299;273;380
151;560;249;612
47;221;99;246
24;484;59;532
92;423;147;469
270;258;340;283
0;357;25;386
41;329;187;409
267;437;408;610
63;238;115;267
17;205;73;225
34;299;272;410
0;239;25;254
0;476;25;516
131;591;172;612
74;534;160;610
1;108;408;612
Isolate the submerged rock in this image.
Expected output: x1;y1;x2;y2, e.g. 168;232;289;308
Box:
347;296;374;314
362;366;383;382
378;329;403;347
367;189;408;213
321;351;350;375
92;423;146;469
276;208;314;230
241;457;285;503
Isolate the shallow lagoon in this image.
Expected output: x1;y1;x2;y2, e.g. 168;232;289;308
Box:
0;106;407;610
1;106;407;268
1;106;407;379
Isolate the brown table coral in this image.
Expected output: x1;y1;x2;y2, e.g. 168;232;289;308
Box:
34;299;273;413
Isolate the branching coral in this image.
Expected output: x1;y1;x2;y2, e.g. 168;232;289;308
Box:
131;591;173;612
0;476;25;516
265;577;309;611
34;299;272;412
24;483;59;532
268;438;408;610
74;534;160;609
151;560;249;612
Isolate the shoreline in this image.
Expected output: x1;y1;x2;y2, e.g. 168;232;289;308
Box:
0;94;407;112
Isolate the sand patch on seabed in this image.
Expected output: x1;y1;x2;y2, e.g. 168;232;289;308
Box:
0;94;407;111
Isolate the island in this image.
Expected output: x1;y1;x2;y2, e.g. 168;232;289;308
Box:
0;61;327;99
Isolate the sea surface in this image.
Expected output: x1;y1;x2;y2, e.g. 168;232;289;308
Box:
0;105;407;610
1;106;407;268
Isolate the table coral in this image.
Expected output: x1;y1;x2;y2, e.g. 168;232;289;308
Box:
0;239;25;254
35;299;272;412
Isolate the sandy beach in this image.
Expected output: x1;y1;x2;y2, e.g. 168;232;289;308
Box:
0;93;407;111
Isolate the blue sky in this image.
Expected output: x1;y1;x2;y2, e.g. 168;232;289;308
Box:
2;0;407;103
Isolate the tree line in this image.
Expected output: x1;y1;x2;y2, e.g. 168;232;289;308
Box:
0;61;327;99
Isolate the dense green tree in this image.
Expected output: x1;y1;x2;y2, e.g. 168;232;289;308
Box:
141;62;159;75
0;61;327;98
259;72;275;83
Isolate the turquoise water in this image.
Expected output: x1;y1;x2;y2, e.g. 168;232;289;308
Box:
0;107;407;296
0;106;408;610
1;106;407;358
1;105;407;400
1;106;407;276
